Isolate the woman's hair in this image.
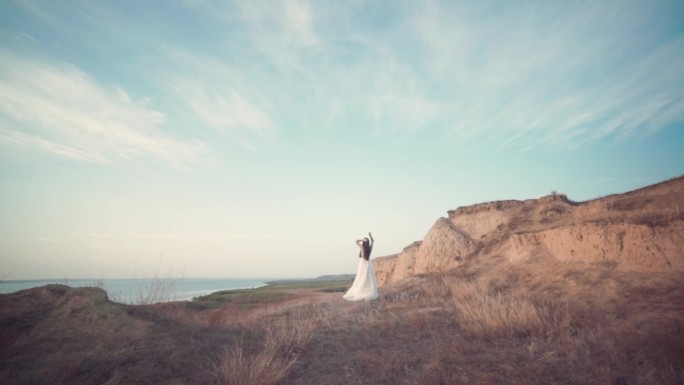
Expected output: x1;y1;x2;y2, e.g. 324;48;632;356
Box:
361;238;371;260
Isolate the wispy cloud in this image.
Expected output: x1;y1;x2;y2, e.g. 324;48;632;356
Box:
169;77;273;146
367;62;440;136
4;0;682;157
408;1;684;149
156;47;276;149
0;50;207;167
237;0;320;60
201;0;684;148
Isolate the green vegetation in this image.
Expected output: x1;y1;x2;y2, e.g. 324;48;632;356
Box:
189;279;353;310
263;279;352;291
189;289;291;310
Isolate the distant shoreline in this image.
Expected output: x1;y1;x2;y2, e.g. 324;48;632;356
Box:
265;274;355;285
0;278;267;304
0;275;355;304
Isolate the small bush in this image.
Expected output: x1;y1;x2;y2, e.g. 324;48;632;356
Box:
209;303;319;384
209;338;295;385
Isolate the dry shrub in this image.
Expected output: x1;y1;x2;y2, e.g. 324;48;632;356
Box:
450;280;571;339
381;287;423;305
265;311;316;354
136;275;177;305
209;338;295;385
291;301;340;330
210;303;320;385
449;279;479;303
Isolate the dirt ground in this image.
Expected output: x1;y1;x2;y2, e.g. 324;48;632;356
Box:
2;263;683;385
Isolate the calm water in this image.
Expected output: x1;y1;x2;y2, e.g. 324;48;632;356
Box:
0;278;268;304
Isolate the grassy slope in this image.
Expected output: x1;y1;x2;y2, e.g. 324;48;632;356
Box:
3;265;682;385
285;258;684;385
0;280;351;384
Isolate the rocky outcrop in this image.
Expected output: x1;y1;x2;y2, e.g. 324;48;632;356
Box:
374;176;684;286
414;219;474;274
498;222;684;270
373;253;398;286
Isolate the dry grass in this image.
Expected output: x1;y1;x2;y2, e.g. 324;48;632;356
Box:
3;266;683;385
209;337;296;385
287;263;683;385
209;301;329;385
449;279;572;339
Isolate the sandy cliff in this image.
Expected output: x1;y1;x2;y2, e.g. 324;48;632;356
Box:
374;176;684;286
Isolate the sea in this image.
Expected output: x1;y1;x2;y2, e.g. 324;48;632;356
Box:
0;278;268;305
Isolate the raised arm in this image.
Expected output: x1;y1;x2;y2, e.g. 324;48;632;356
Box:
368;232;374;248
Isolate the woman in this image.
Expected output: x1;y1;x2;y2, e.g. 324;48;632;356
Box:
343;232;379;301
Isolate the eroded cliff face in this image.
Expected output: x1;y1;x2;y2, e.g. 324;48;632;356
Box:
373;177;684;286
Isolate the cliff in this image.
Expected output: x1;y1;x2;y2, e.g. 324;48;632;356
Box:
373;176;684;286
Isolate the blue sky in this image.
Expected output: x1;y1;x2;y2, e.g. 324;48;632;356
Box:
1;0;683;280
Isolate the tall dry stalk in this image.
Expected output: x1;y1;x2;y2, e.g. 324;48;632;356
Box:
136;270;178;304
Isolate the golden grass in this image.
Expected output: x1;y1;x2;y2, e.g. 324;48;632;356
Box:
298;266;680;384
201;267;684;384
449;279;571;339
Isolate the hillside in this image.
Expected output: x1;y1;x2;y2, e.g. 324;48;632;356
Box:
1;177;683;384
373;176;684;285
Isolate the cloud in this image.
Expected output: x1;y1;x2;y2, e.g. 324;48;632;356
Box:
237;0;320;51
155;47;276;149
201;0;683;148
0;50;207;167
367;64;440;135
409;1;684;149
173;1;439;139
8;0;680;157
169;77;273;141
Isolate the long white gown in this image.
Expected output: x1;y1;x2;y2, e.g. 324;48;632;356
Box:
343;257;379;301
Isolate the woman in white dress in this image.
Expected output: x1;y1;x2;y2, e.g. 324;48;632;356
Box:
343;232;379;301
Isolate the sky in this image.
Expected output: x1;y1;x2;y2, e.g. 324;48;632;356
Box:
1;0;683;280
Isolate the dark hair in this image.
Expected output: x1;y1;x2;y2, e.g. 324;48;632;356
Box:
361;238;371;260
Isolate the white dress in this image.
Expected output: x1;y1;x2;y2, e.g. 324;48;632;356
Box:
343;257;379;301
